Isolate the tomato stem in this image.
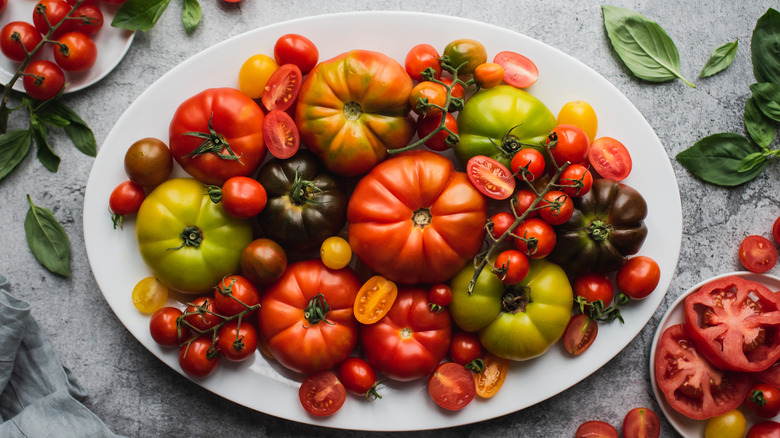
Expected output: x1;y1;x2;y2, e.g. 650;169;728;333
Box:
302;292;334;328
182;112;243;163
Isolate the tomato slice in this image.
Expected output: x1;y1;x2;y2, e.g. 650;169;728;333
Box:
428;362;476;411
493;51;539;88
739;235;778;273
262;110;300;159
298;370;346;417
622;407;661;438
261;63;303;112
563;314;598;355
684;276;780;372
466;155;516;200
474;353;510;398
575;421;619;438
353;275;398;324
654;324;751;420
588;137;632;181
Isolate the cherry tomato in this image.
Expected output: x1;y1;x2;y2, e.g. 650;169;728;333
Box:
747;421;780;438
563;314;598;355
261;63;302;112
616;256;660;300
33;0;72;38
428;362;476;411
493;50;539;88
179;337;219;378
559;163;593;197
514;217;556;259
299;370;346;416
704;409;747;438
574;272;614;305
108;180;144;228
575;420;618;438
149;306;187;347
746;383;780;418
558;100;598;143
474;62;504;88
773;217;780;246
466;155;516;200
273;34;318;75
739;235;778;273
538;190;573;226
588;137;632;181
183;297;221;331
320;236;352;269
70;4;104;36
22;60;65;101
443;38;487;75
53;31;97;72
548;124;590;167
416;112;458;151
216;320;258;362
1;21;43;62
513;189;539;219
428;283;453;309
494;249;530;285
132;276;168;314
353;275;398;325
409;81;448;116
439;77;466;100
124;137;172;188
405;43;442;82
262;109;300;159
474;352;510;398
213;275;260;317
338;357;380;399
239;238;287;287
489;211;515;240
622;407;660;438
238;54;278;99
510;148;546;182
449;330;484;366
220;176;267;219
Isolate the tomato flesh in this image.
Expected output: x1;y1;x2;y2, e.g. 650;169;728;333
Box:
299;371;346;416
575;420;619;438
493;50;539;88
428;362;476;411
262;110;300;159
466;155;516;200
588;137;632;181
739;235;778;273
353;275;398;325
622;407;661;438
563;314;598;355
261;64;303;112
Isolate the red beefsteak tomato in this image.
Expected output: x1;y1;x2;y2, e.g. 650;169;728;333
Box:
347;150;488;284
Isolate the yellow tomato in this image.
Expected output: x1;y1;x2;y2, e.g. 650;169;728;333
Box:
238;54;279;99
353;275;398;324
557;100;598;143
131;276;168;313
320;236;352;269
704;409;746;438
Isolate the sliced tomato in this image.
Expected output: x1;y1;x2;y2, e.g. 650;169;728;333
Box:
757;360;780;387
298;370;346;417
353;275;398;325
622;407;661;438
466;155;516;200
575;421;619;438
474;353;510;398
588;137;632;181
739;235;778;273
493;51;539;88
261;63;303;112
563;314;598;355
262;110;300;159
654;324;751;420
684;276;780;372
428;362;476;411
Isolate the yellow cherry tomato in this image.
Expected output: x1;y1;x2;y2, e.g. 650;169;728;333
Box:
131;276;169;313
320;236;352;269
238;54;279;99
353;275;398;324
557;100;598;143
704;409;746;438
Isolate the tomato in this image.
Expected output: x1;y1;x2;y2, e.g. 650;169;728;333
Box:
216;320;257;362
239;238;287;287
213;275;259;317
108;180;144;228
616;256;660;300
262;110;300;159
740;235;778;273
747;421;780;438
474;62;504;89
273;34;318;75
219;176;267;219
557;100;598;143
510;148;546;182
588;137;632;181
135;178;253;294
70;4;103;36
575;420;619;438
773;217;780;246
466;155;516;200
684;276;780;372
0;0;6;14
513;189;539;219
704;409;747;438
53;32;97;72
124;137;173;188
457;85;556;167
746;383;780;418
183;297;220;332
514;217;557;259
493;51;538;88
428;362;476;411
238;54;278;99
348;150;487;284
654;324;751;420
295;50;415;176
261;64;302;112
489;211;515;240
338;357;380;399
622;407;660;438
428;284;453;310
257;259;361;374
131;276;168;314
409;81;448;116
320;236;352;270
449;330;483;366
559;163;593;197
494;249;530;285
574;273;614;305
169;88;266;186
450;259;573;360
179;337;219;378
442;38;487;75
361;287;452;381
353;275;398;325
405;44;442;82
23;60;65;101
474;352;509;398
547;124;589;167
416;112;458;151
563;314;598;355
1;21;43;62
33;0;72;38
149;306;188;347
299;370;346;416
758;361;780;388
439;77;466;100
538;190;573;226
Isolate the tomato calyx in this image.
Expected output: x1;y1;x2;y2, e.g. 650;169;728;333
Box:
168;225;203;250
575;295;624;324
303;292;335;328
288;170;324;206
465;358;486;373
412;207;433;229
587;219;614;241
501;286;531;314
183;113;243;163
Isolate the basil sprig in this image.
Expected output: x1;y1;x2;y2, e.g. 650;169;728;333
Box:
24;195;71;277
112;0;202;34
700;40;738;78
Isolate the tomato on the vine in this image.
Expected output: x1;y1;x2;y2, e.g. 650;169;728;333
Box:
493;50;538;88
220;176;267;219
745;383;780;418
557;100;598;143
562;314;598;355
405;43;442;82
183;297;221;332
538;190;573;226
216;320;257;362
466;155;516;200
338;357;380;399
575;421;618;438
739;235;778;273
494;249;530;285
510;148;546;182
124;137;173;188
262;110;300;159
449;330;483;366
213;274;259;317
179;337;219;378
548;124;589;167
409;81;448;116
513;189;539;219
622;407;660;438
53;31;97;72
416;112;458;151
273;34;318;75
489;211;515;240
474;62;504;88
33;0;72;38
514;217;556;259
428;362;476;411
149;306;188;347
299;371;346;416
559;164;593;197
574;272;614;305
1;21;43;62
70;3;104;36
23;60;65;101
589;137;632;181
616;256;660;299
261;63;302;112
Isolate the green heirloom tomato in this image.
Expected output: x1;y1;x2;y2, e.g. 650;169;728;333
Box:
449;259;573;361
456;85;557;167
135;178;253;294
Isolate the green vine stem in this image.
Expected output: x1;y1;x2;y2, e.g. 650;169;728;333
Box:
177;292;260;357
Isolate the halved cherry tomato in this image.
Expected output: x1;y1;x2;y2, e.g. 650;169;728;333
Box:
548;124;590;167
622;407;661;438
299;370;346;417
220;176;267;219
474;62;504;89
466;155;516;200
494;249;530;285
575;420;619;438
262;109;300;159
739;235;778;273
353;275;398;324
261;64;302;112
588;137;632;181
216;320;258;362
616;256;660;300
405;44;442;82
493;51;538;88
510;148;546;182
273;34;318;75
538;190;573;226
416;112;458;151
474;352;510;398
428;362;476;411
563;314;598;355
489;211;515;240
557;100;598;143
132;276;168;314
514;217;556;259
574;272;614;305
559;164;593;197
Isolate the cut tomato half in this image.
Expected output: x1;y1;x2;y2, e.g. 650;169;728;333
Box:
261;63;303;112
588;136;632;181
262;110;300;159
493;51;539;88
466;155;516;200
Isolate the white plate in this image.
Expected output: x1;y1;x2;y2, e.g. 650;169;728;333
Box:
650;272;780;436
83;11;683;431
0;1;134;93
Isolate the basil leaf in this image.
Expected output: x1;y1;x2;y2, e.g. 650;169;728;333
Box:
112;0;172;32
751;82;780;122
752;8;780;86
700;39;738;78
0;129;32;181
182;0;201;34
39;101;96;156
745;97;775;148
31;122;59;172
738;151;769;172
676;133;766;186
601;5;694;88
24;195;70;277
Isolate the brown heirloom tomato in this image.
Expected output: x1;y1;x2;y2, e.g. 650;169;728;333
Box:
347;150;488;284
257;259;361;375
295;50;416;176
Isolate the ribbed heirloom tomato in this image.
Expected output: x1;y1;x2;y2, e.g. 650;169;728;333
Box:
347;150;487;284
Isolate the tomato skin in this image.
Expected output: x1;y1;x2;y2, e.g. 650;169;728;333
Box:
466;155;516;200
169;88;267;186
562;314;598;355
514;217;557;259
183;297;221;331
443;38;487;75
474;352;509;398
747;421;780;438
538;190;573;226
348;150;487;284
616;256;660;300
33;0;72;38
70;4;104;36
559;163;594;197
489;211;515;240
548;124;590;167
622;407;660;438
416;112;458;151
239;238;287;287
238;54;278;99
1;22;43;62
474;62;504;89
361;287;452;381
428;284;453;309
179;337;219;378
494;249;530;285
320;236;352;270
405;44;442;82
588;136;632;181
409;81;448;116
124;137;173;188
23;60;65;101
220;176;267;219
149;307;188;347
574;272;614;304
261;64;302;112
558;100;598;143
338;357;379;398
262;110;300;159
513;189;539;219
510;148;546;182
739;235;778;273
705;409;747;438
449;330;483;366
746;383;780;418
109;180;144;215
216;320;258;362
575;421;619;438
428;362;476;411
213;275;260;317
273;34;318;75
53;32;97;72
773;217;780;246
299;371;346;416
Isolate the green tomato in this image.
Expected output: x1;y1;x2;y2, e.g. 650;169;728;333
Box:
456;85;557;167
442;39;487;75
449;258;573;361
135;178;253;294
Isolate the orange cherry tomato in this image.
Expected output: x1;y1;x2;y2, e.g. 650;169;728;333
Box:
409;81;448;116
474;62;505;89
353;275;399;324
474;352;510;398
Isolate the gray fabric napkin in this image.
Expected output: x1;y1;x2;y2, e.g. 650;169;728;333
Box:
0;275;123;438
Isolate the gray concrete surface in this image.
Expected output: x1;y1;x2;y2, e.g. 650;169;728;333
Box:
0;0;776;437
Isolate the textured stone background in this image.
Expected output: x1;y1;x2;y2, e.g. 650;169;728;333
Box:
0;1;777;437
